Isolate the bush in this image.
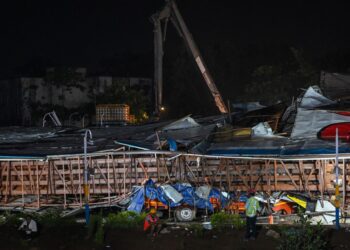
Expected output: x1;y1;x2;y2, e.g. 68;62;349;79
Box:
2;211;25;227
35;209;76;229
94;220;104;246
210;212;244;230
189;223;205;237
277;214;329;250
86;213;105;245
0;215;6;226
105;211;146;230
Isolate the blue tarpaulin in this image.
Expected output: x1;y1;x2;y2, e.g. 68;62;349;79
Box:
128;179;230;213
127;187;145;213
172;183;213;210
167;138;178;151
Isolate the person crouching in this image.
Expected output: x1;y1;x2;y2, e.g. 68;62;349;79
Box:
18;216;38;240
144;208;162;238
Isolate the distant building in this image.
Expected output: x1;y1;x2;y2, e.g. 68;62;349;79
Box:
95;104;130;125
0;67;153;126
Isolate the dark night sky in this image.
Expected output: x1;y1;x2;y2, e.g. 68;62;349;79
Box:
1;0;350;78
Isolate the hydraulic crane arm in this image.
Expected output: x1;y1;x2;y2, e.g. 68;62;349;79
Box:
151;0;228;114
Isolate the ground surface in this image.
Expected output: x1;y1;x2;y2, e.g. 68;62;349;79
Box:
1;223;350;250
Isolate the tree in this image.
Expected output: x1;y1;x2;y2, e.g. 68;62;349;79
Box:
243;47;319;105
95;80;151;122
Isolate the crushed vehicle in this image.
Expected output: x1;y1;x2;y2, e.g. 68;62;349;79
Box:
123;179;230;221
120;179;337;225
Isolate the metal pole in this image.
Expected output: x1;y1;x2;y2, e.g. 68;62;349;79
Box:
335;128;340;230
78;157;82;206
170;0;228;114
84;129;93;225
107;154;110;205
21;161;24;208
151;15;164;115
123;154;126;197
63;162;66;208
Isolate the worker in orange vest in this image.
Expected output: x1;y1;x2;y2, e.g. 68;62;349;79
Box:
144;208;161;237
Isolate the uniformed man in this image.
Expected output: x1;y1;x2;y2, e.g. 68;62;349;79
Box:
245;189;260;240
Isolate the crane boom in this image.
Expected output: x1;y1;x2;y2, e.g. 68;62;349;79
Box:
151;0;228;114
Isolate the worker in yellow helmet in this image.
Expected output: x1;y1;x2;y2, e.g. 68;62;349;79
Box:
143;208;161;238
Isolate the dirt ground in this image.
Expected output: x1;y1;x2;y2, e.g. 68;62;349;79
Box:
104;226;278;250
1;224;350;250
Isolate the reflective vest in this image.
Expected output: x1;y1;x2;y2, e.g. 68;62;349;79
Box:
245;197;260;217
143;214;158;231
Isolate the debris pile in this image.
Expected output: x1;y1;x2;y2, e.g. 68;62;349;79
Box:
120;179;336;225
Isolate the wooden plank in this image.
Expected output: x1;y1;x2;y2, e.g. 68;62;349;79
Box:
36;163;40;208
1;156;348;208
226;160;231;192
111;155;117;194
266;160;271;194
280;161;299;190
232;161;249;189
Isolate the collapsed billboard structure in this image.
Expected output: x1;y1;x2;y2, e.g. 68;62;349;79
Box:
0;86;349;220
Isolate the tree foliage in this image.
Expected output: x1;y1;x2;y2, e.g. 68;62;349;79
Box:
243;48;319;105
95;80;151;122
277;213;329;250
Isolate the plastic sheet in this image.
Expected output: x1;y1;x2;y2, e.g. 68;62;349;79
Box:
143;180;229;212
127;187;145;213
159;184;183;204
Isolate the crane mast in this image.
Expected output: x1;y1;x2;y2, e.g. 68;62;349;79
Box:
151;0;228;115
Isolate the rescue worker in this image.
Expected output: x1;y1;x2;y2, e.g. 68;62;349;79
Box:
143;208;161;238
244;189;260;240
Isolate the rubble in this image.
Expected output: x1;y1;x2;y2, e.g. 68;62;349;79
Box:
0;85;348;227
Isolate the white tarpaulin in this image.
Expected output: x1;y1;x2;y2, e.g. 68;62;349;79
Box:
195;185;211;199
291;86;349;139
251;122;274;137
162;115;200;131
291;108;350;139
310;200;336;225
159;184;183;203
299;86;335;109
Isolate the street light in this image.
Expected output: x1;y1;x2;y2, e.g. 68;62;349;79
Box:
84;129;93;225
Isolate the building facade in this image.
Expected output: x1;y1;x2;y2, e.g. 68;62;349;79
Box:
0;68;153;126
